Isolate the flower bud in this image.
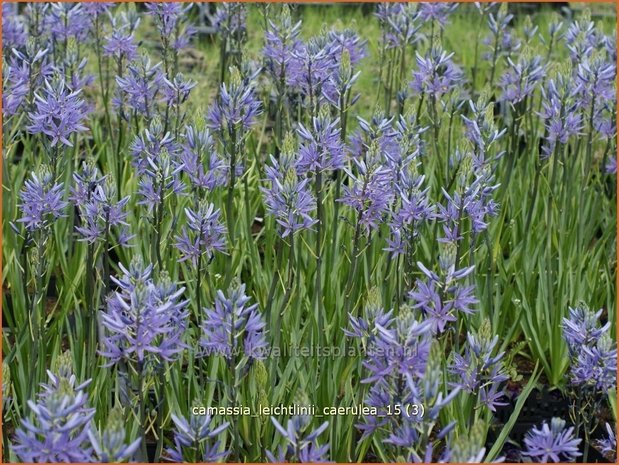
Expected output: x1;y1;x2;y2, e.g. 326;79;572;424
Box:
253;360;268;389
438;241;457;271
229;66;242;89
55;350;74;379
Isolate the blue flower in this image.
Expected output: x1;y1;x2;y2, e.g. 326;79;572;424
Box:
175;201;227;266
449;322;509;412
539;74;583;159
596;423;617;461
410;46;464;98
115;56;165;119
179;125;227;191
262;136;318;238
522;418;581;463
375;3;421;49
165;411;229;462
18;167;68;232
2;3;27;51
100;259;189;366
266;416;330;463
212;3;247;37
417;3;457;29
200;282;269;361
499;54;545;104
263;7;304;91
27;78;89;147
561;303;617;391
73;176;132;246
145;2;194;48
207;69;262;136
408;251;478;335
45;3;90;43
104;28;138;62
13;371;95;463
88;406;142;463
296;114;345;175
339;143;394;233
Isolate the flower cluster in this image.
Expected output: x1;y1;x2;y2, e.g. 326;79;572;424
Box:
116;56;165;119
13;371;95;463
266;416;330;463
179;124;227;192
437;152;500;240
18;167;68;232
263;5;303;93
408;244;478;334
131;120;185;211
290;37;338;108
346;299;460;457
3;44;52;118
417;3;458;29
88;407;142;463
296;114;344;175
200;282;269;361
100;259;189;367
175;201;227;266
27;78;89;147
449;320;509;412
563;11;600;63
499;52;545;104
539;71;583;159
145;2;195;51
2;3;27;51
208;67;262;178
410;46;465;98
262;135;318;238
165;410;229;462
483;5;521;63
208;67;262;136
212;2;247;38
339;141;394;233
103;15;139;62
461;96;507;161
72;170;132;246
375;3;421;49
561;304;617;392
522;418;581;463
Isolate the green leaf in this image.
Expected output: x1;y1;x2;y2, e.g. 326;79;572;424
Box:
485;363;541;462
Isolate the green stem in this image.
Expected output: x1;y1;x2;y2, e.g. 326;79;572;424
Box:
196;253;203;326
277;233;296;325
225;130;238;284
27;235;45;406
86;242;96;376
344;212;363;317
314;170;324;338
155;366;166;462
265;237;284;326
489;31;500;89
137;363;148;461
584;93;596;181
471;13;484;88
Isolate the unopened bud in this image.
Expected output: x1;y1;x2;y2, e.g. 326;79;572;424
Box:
229;66;242;88
439;241;457;271
253;360;268;388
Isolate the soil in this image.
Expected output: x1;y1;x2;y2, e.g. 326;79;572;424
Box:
488;386;613;463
